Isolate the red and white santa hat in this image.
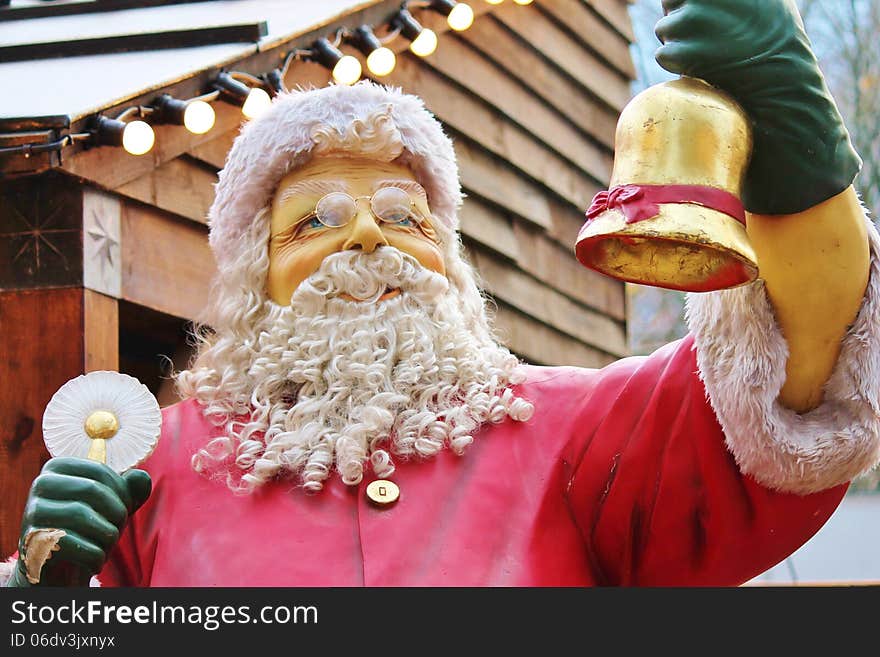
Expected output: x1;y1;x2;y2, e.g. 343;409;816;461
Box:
207;81;462;272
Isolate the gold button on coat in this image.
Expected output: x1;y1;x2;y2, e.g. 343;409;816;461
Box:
366;479;399;507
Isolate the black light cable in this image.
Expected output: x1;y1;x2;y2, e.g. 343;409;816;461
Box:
264;48;312;95
0;132;89;157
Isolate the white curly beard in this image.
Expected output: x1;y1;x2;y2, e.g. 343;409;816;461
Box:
186;247;533;493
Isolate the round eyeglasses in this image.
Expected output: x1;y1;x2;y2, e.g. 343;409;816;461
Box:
311;187;429;228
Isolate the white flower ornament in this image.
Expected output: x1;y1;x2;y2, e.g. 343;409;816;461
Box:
42;371;161;473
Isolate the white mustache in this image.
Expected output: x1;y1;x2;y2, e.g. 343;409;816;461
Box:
292;247;449;304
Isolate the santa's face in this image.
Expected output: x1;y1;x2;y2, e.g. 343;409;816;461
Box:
266;156;446;305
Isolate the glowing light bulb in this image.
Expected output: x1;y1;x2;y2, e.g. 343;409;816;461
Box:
241;87;272;119
366;47;396;77
409;28;438;57
485;0;504;5
512;0;533;5
332;55;362;85
122;120;154;155
182;100;215;134
447;3;474;31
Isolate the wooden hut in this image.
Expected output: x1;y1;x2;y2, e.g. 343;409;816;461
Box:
0;0;634;554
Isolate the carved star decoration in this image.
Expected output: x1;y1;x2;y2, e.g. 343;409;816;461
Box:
86;211;119;274
0;189;75;275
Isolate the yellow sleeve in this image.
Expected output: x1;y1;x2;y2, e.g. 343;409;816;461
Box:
746;186;870;412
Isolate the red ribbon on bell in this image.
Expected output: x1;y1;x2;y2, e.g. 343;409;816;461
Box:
585;184;746;226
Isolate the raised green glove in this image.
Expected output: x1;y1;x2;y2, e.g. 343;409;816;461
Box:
654;0;861;215
7;457;151;587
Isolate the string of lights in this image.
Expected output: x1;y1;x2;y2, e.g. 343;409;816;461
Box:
0;0;535;159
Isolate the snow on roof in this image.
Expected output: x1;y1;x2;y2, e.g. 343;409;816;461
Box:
0;0;382;120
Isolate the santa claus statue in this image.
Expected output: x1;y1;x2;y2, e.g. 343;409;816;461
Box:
5;0;880;586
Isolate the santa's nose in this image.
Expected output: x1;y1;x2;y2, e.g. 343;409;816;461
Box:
343;207;388;253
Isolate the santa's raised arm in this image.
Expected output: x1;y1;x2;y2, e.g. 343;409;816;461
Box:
5;0;879;587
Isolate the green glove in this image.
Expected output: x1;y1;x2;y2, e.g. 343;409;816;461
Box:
654;0;861;215
7;457;151;587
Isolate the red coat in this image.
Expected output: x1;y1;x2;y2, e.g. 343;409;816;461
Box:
100;336;845;586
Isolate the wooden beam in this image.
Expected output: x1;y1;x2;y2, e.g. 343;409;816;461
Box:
513;220;626;321
187;130;236;169
456;137;555;230
460;16;618;152
547;193;593;249
458;189;624;321
120;201;214;320
582;0;636;42
84;289;119;371
115;155;216;224
468;244;627;357
0;288;84;554
459;195;520;263
493;2;632;112
493;301;617;369
538;0;635;78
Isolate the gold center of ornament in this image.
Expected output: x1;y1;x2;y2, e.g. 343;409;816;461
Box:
84;410;119;440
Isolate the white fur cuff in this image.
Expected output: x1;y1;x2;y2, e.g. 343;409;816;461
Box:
0;557;15;587
0;556;101;587
685;217;880;494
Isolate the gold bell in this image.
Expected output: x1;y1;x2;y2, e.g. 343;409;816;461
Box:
575;77;758;292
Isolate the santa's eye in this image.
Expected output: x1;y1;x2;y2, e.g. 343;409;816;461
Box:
315;192;356;227
292;216;327;237
372;187;418;224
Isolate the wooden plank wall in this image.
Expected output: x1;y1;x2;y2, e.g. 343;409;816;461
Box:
77;0;635;370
